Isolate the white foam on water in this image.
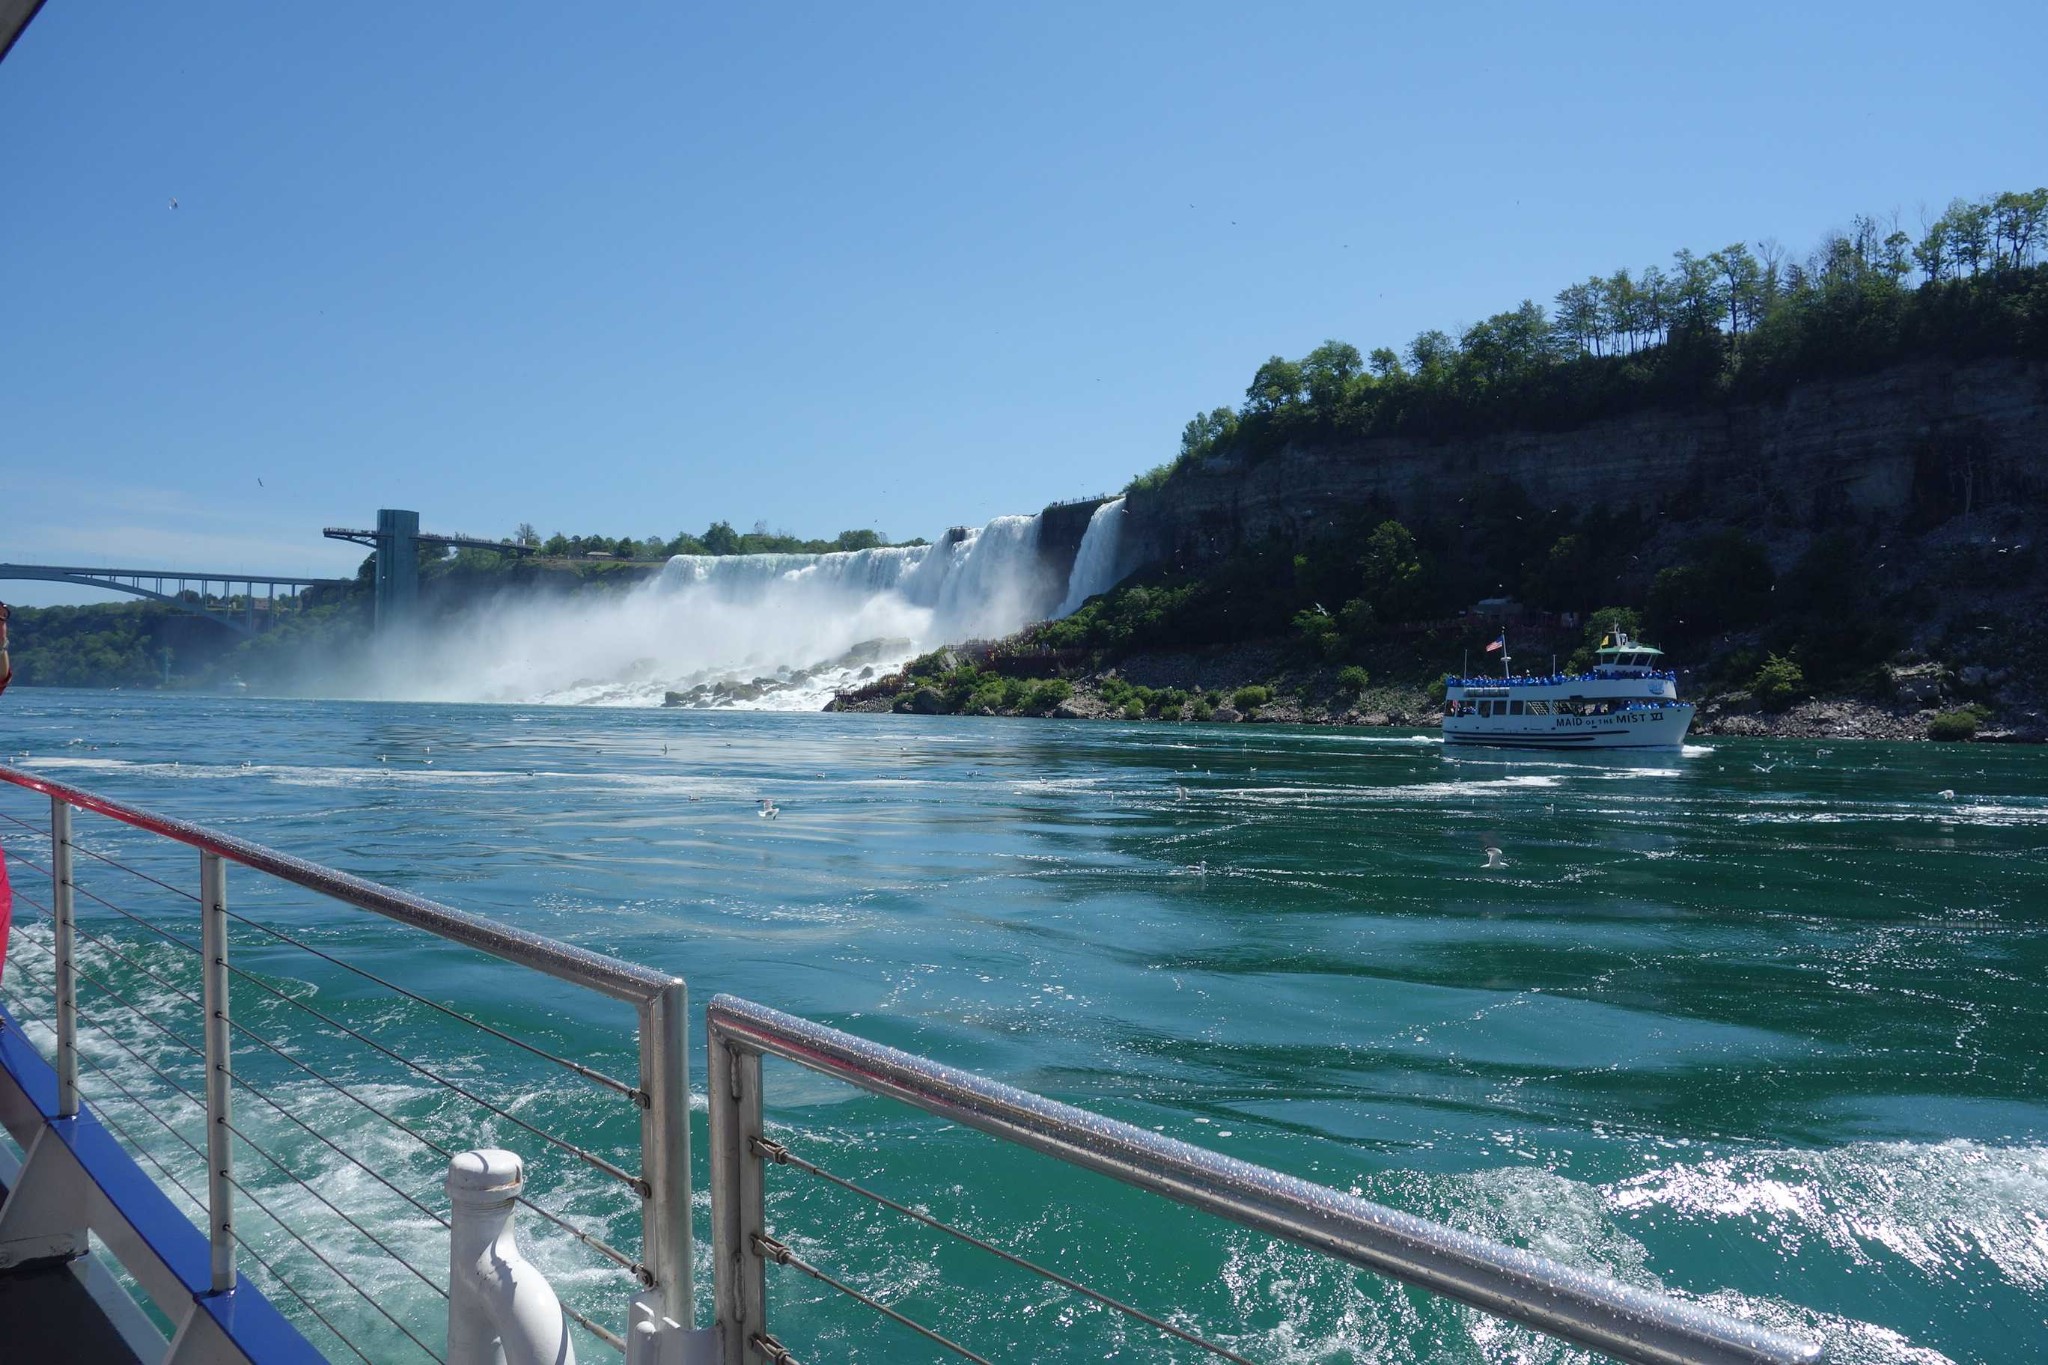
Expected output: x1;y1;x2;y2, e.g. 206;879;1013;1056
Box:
1609;1139;2048;1289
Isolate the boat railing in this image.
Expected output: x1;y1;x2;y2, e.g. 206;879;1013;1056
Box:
0;761;1825;1365
1445;670;1679;688
705;994;1824;1365
0;763;700;1364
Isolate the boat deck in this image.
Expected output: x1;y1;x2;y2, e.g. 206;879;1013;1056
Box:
0;1175;144;1365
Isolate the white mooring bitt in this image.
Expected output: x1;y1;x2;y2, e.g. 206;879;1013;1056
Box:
447;1150;576;1365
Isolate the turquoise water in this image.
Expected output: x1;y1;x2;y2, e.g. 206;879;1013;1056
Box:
0;690;2042;1364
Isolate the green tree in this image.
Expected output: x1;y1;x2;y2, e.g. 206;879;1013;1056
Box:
1406;329;1455;376
1457;301;1554;391
1670;248;1728;336
1300;341;1363;409
1244;357;1305;413
1358;520;1425;622
701;521;743;555
1553;279;1606;356
1714;243;1764;336
1750;654;1805;711
833;529;885;552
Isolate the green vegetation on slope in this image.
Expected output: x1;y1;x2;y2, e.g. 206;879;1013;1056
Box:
1134;190;2048;492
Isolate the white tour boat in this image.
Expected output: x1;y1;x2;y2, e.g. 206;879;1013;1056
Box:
1443;629;1694;749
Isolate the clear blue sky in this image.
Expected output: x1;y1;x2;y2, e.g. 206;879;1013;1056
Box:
3;0;2043;603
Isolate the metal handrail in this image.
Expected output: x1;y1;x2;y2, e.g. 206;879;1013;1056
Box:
707;994;1825;1365
0;763;671;1003
0;763;699;1357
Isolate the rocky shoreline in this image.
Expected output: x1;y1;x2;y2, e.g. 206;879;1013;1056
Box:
826;640;2045;742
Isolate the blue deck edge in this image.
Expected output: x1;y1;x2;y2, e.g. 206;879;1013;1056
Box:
0;1003;331;1364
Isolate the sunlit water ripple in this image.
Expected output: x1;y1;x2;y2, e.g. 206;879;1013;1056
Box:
0;691;2042;1363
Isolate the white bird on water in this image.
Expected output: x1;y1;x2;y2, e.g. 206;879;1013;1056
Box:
1482;840;1506;869
1938;788;1956;801
757;799;779;820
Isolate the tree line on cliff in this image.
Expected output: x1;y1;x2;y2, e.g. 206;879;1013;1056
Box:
507;522;922;562
1136;188;2048;491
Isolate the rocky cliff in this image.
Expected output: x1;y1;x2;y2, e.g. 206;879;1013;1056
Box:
1124;357;2048;563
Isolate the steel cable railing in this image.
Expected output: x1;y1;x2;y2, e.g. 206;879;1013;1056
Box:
708;993;1826;1365
220;906;642;1099
10;806;641;1103
70;1004;444;1365
3;931;445;1361
76;1055;384;1365
71;871;643;1337
0;964;380;1364
222;1165;449;1362
84;1035;435;1363
2;883;507;1364
13;930;450;1364
223;1117;451;1301
199;958;646;1280
752;1135;1259;1364
214;950;646;1189
0;768;697;1363
752;1232;995;1365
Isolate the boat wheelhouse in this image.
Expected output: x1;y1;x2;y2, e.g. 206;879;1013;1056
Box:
1442;630;1694;749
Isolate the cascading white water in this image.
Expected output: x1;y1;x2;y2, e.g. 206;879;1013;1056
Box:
351;510;1073;708
657;512;1059;644
1056;497;1128;615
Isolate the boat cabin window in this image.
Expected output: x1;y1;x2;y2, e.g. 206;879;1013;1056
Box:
1525;700;1550;716
1508;700;1523;715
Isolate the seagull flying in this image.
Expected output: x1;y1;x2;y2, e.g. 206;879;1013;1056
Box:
168;197;178;210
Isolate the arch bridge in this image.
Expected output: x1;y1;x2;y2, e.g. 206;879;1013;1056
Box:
0;564;349;637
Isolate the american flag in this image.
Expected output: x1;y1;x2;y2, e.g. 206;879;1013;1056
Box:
1485;633;1505;653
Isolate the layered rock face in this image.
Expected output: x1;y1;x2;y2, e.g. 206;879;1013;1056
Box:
1124;358;2048;563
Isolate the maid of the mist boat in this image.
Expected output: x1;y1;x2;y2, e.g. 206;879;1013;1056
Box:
1443;629;1694;749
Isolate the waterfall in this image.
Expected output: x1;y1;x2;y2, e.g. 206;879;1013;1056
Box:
1057;497;1128;615
350;508;1091;708
655;512;1058;643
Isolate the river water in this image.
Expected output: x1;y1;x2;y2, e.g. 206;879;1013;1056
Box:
0;690;2041;1364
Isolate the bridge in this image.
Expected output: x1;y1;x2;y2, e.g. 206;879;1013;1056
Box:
0;564;348;637
2;511;534;639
